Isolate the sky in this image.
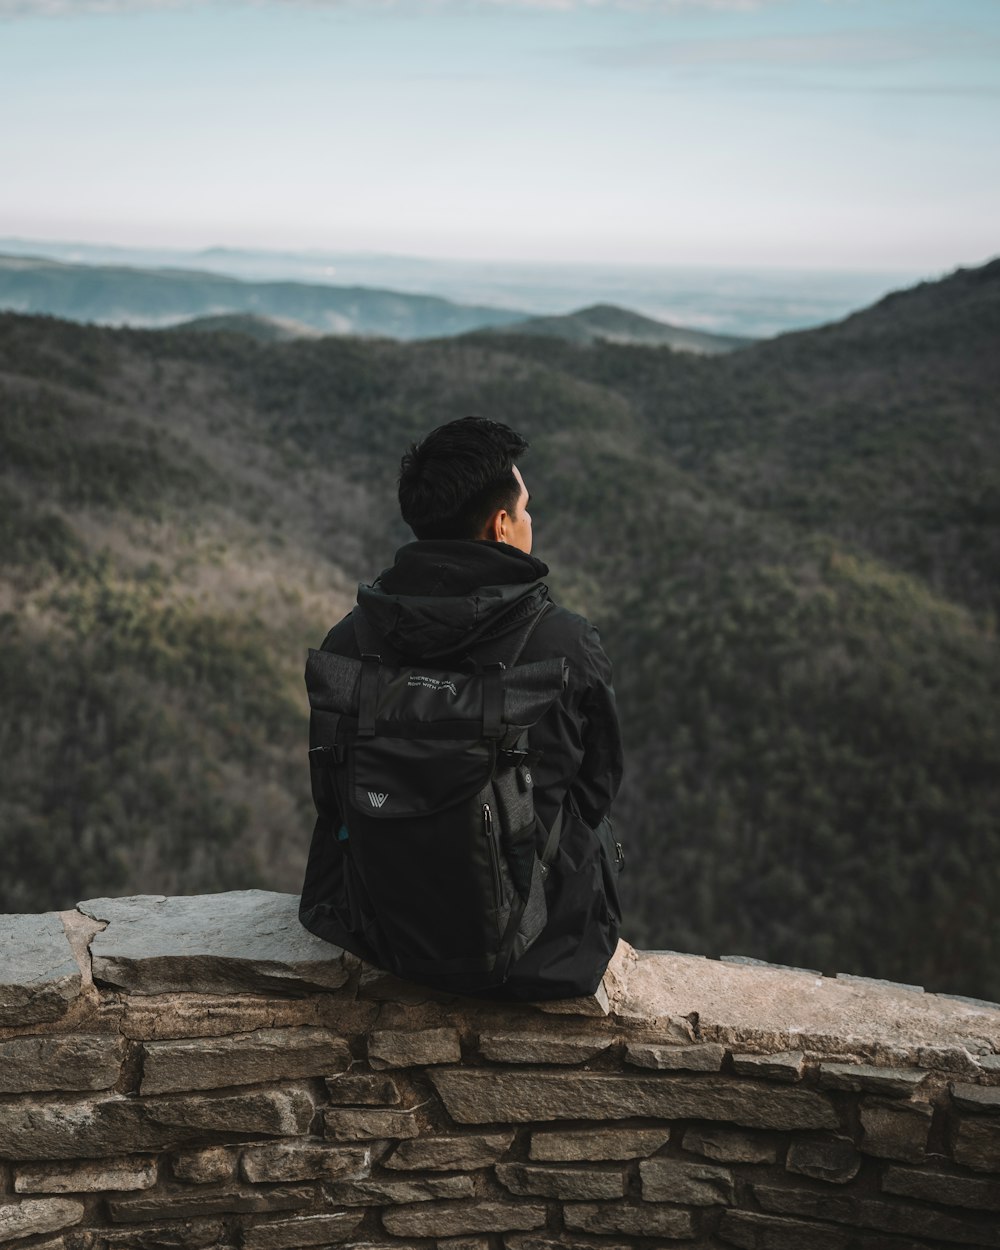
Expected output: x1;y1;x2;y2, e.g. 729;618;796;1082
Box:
1;0;998;271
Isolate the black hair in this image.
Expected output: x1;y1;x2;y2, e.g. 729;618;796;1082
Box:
398;416;529;541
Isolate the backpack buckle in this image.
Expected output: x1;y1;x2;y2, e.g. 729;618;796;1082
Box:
309;745;345;766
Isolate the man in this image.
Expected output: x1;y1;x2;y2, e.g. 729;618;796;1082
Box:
299;416;624;999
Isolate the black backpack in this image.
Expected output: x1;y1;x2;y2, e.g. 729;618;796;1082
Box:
304;603;568;995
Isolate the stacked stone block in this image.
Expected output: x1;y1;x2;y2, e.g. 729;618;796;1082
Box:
1;891;999;1249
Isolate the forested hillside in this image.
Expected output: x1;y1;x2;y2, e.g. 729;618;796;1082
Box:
1;259;998;998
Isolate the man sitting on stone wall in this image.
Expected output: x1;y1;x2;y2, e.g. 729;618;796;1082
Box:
300;416;624;999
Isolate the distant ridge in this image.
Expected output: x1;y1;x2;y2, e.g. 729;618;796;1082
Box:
491;302;753;353
0;252;530;341
173;312;320;342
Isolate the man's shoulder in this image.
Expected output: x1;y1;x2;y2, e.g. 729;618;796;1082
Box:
319;612;361;658
528;599;611;678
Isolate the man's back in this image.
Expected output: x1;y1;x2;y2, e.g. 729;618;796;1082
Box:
300;537;624;999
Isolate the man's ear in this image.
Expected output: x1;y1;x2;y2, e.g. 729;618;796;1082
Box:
485;508;508;543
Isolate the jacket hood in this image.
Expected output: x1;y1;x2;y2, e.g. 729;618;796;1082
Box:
355;540;550;661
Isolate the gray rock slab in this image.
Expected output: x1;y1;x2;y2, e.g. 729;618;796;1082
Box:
78;892;348;994
382;1201;547;1237
0;913;81;1027
836;972;924;994
916;1045;983;1077
431;1070;837;1131
0;1033;125;1093
534;982;610;1017
325;1175;474;1205
786;1135;861;1184
120;994;378;1042
951;1081;1000;1113
529;1127;670;1161
623;949;1000;1055
478;1032;612;1065
241;1142;371;1184
859;1098;933;1163
719;1210;849;1250
16;1157;158;1193
883;1165;1000;1211
626;1042;726;1071
0;1198;84;1242
0;1085;314;1161
98;1217;224;1248
108;1185;316;1223
640;1157;734;1205
368;1028;461;1069
754;1182;1000;1247
242;1211;364;1250
682;1126;777;1164
953;1116;1000;1172
564;1202;695;1238
323;1106;421;1141
732;1051;805;1083
507;1239;631;1250
386;1133;514;1171
144;1084;315;1136
140;1026;351;1094
723;956;822;976
326;1073;401;1106
0;1096;169;1162
496;1162;624;1201
172;1145;239;1184
819;1062;927;1097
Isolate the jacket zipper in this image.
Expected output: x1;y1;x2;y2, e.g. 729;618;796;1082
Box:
483;802;503;909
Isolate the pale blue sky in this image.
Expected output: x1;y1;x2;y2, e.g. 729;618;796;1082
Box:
1;0;998;269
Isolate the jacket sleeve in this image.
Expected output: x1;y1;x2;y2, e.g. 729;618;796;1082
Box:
528;617;624;832
571;625;624;829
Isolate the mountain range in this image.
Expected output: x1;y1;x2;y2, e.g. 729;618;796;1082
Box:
0;252;527;339
1;257;997;997
0;237;929;339
0;253;747;351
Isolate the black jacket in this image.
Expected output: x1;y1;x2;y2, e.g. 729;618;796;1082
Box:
299;539;624;999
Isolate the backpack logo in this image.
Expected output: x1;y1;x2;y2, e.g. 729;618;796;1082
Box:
368;791;389;809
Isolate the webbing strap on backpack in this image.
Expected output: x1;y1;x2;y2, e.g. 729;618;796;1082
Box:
539;806;564;869
357;654;380;739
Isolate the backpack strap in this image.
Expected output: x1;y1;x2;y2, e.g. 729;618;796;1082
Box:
468;596;553;671
539;806;564;868
351;604;400;664
357;653;380;739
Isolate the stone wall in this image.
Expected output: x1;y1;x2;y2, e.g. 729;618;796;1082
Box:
1;891;999;1250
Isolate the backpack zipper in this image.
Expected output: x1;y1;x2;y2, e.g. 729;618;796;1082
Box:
483;802;503;909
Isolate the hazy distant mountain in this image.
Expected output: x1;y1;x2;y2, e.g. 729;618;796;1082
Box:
493;303;752;353
175;313;320;342
0;237;931;339
0;253;529;340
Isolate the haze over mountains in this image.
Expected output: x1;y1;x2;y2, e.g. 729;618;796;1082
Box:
0;251;754;352
0;253;529;341
1;258;998;999
0;237;927;339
